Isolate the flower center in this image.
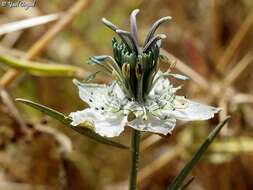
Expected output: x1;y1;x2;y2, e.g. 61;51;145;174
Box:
89;9;171;103
112;38;160;102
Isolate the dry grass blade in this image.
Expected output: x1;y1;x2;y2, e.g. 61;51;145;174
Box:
217;10;253;70
36;124;72;155
138;146;183;183
210;0;222;58
224;53;253;86
232;93;253;104
0;88;28;133
0;182;51;190
1;31;22;47
0;13;60;36
160;49;209;90
0;45;25;57
140;134;162;152
0;0;93;88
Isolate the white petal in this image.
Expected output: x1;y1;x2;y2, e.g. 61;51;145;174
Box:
111;82;126;99
149;70;183;98
73;80;127;110
95;116;127;137
128;114;176;135
69;109;96;126
69;108;127;137
73;79;108;108
149;76;172;96
166;99;221;121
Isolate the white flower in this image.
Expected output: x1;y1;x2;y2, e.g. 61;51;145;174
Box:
69;9;220;137
69;80;128;137
69;71;220;137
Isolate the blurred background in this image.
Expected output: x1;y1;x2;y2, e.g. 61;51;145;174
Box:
0;0;253;189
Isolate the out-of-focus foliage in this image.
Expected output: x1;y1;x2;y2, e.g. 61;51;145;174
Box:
0;0;253;190
0;54;81;77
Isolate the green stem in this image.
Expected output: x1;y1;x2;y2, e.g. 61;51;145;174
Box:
0;55;79;77
129;129;141;190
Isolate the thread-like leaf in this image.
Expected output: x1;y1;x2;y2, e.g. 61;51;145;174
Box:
168;116;230;190
180;176;195;190
0;55;81;77
16;98;128;149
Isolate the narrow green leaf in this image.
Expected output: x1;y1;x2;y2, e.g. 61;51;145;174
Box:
168;116;230;190
0;55;81;77
180;176;195;190
16;98;128;149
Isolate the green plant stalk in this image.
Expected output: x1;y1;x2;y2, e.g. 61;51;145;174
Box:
0;55;80;77
168;116;230;190
129;129;141;190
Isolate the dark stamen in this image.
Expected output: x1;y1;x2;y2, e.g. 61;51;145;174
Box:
143;34;166;53
144;16;171;46
101;17;118;31
102;18;132;51
116;29;139;53
130;9;140;46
